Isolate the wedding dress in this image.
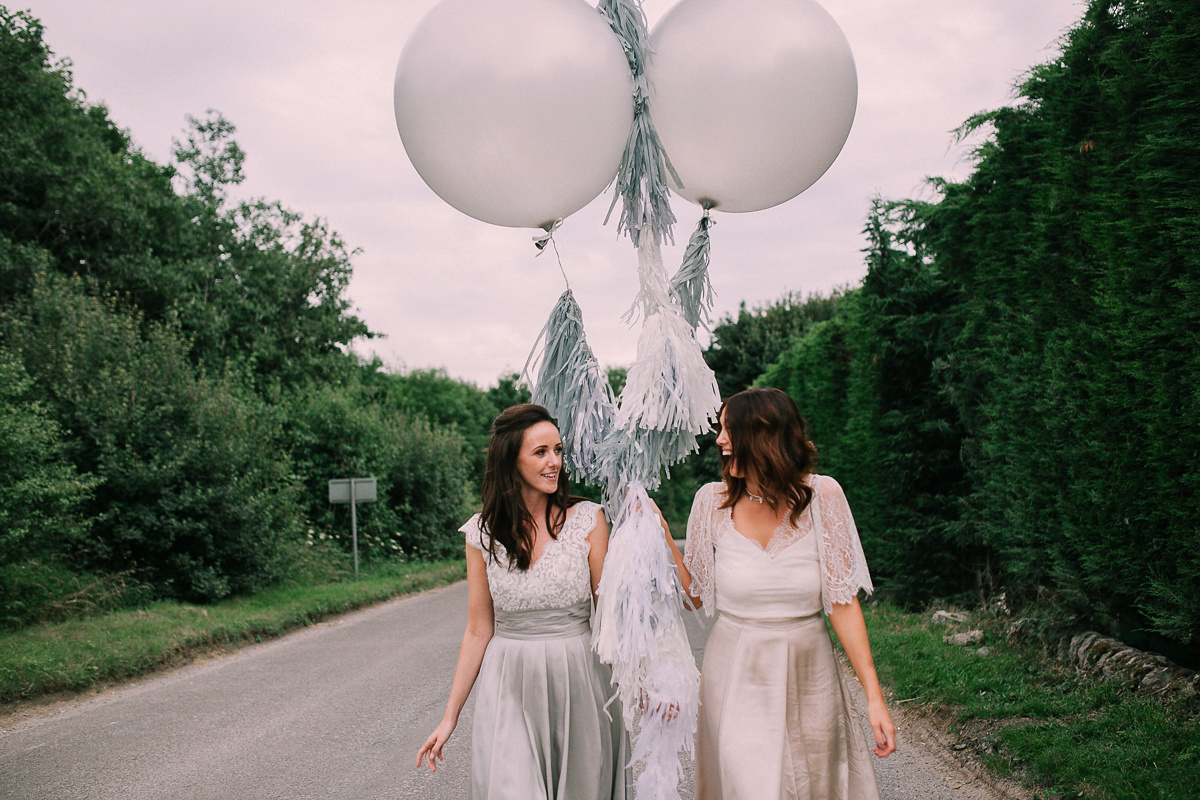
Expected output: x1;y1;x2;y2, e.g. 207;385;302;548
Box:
461;501;629;800
683;476;879;800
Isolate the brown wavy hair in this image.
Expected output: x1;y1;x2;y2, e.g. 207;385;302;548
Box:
479;404;577;571
718;388;818;526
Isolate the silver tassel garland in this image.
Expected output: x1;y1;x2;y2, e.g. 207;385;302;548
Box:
522;290;616;484
598;0;678;247
668;214;715;331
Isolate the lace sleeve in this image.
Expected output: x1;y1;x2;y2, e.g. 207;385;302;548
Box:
812;475;873;614
563;501;602;544
682;482;722;616
460;514;485;552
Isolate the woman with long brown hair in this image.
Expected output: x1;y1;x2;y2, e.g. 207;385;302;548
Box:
663;388;895;800
417;404;628;800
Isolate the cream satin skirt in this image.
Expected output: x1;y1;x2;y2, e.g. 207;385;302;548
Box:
696;612;879;800
471;602;630;800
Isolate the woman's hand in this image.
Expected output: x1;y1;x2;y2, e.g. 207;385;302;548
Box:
640;688;680;722
415;717;457;772
866;697;897;757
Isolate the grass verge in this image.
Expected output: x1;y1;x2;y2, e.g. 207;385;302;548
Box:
862;603;1200;800
0;559;465;707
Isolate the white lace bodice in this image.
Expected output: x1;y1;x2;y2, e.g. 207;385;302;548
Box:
683;476;873;616
462;501;602;612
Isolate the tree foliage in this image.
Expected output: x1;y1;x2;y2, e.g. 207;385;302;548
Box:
0;7;486;613
705;291;843;398
0;347;95;564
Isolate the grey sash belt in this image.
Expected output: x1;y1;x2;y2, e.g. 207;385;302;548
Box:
718;610;824;630
494;600;591;640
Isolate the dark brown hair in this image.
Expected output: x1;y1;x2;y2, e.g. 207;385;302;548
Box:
718;388;818;525
479;403;575;571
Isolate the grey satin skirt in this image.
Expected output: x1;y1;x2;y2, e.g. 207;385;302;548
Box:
471;602;630;800
695;612;879;800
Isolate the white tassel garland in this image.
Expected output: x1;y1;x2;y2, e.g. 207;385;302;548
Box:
593;483;700;800
615;310;721;437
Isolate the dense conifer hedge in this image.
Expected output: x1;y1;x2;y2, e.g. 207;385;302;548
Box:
761;0;1199;651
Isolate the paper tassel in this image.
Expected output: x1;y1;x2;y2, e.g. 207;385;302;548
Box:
632;651;701;800
564;356;618;486
597;426;698;497
669;214;715;331
615;310;721;437
593;483;700;800
593;230;718;800
623;228;673;326
522;290;616;483
598;0;679;247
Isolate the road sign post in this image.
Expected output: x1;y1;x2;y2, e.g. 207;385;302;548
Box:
328;478;377;578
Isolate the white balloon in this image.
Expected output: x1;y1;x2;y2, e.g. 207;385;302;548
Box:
394;0;634;229
648;0;858;213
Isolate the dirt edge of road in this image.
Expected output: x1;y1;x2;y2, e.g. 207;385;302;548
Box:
893;701;1036;800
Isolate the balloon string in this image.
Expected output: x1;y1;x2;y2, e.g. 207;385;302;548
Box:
534;218;570;290
551;238;570;290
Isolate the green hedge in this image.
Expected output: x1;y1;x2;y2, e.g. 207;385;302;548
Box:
761;0;1200;652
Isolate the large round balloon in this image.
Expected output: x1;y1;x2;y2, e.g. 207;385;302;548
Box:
647;0;857;213
394;0;633;230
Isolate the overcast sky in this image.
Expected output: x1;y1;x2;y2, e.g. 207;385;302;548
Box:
22;0;1084;386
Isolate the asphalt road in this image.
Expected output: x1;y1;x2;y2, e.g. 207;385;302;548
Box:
0;584;475;800
0;578;1022;800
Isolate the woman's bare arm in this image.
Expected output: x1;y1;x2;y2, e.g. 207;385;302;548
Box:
415;545;494;771
828;598;897;757
655;505;702;607
586;507;610;603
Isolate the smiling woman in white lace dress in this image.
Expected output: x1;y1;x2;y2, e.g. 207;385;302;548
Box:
663;388;896;800
416;404;628;800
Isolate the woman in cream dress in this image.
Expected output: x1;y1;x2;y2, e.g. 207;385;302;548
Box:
664;388;896;800
417;404;628;800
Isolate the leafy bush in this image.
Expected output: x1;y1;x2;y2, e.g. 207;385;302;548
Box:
8;274;303;602
284;380;472;561
759;0;1200;654
0;346;95;563
0;6;505;624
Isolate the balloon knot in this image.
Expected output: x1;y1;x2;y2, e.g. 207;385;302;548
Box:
533;218;564;252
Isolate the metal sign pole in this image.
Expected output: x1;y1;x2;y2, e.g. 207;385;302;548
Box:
350;477;359;579
328;478;375;581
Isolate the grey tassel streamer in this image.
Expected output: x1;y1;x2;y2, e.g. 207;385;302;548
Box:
565;356;618;486
598;0;679;247
522;290;615;484
597;426;697;505
668;214;715;331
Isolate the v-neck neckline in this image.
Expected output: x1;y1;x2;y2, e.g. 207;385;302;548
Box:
527;505;579;569
718;488;817;558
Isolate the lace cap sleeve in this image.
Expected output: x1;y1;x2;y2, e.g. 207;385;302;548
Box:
460;514;486;552
683;482;723;616
812;475;873;614
561;501;602;544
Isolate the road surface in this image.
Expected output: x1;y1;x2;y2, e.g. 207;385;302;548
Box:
1;581;1025;799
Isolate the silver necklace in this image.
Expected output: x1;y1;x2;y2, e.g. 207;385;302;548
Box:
746;490;766;504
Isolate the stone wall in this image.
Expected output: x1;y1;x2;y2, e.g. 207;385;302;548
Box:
1057;631;1200;700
